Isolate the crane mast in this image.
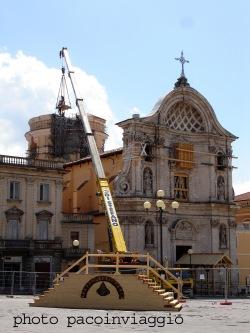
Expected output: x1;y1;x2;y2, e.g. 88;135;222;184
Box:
60;47;127;253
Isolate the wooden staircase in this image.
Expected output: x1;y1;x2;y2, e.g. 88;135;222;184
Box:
30;252;183;311
138;274;182;311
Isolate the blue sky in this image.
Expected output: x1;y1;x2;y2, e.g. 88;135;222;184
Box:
0;0;250;193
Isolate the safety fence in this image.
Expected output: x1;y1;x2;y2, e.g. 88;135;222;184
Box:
0;271;57;295
0;267;249;298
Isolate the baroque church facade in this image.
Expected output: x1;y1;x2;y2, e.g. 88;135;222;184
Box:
113;75;238;270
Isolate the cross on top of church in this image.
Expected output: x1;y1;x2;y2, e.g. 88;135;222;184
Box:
175;51;189;78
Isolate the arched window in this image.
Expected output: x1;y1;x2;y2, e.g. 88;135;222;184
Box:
145;221;154;246
143;168;153;196
219;224;227;248
217;176;225;200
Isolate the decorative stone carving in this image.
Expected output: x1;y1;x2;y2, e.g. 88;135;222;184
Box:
162;102;205;133
219;224;227;248
210;218;220;227
217;176;225;200
26;177;35;184
143;167;153;196
208;145;217;154
228;219;237;228
115;174;130;195
36;210;53;222
55;179;64;186
157;217;168;225
119;216;145;225
5;206;24;220
175;221;194;240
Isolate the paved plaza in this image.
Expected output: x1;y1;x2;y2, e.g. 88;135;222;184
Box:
0;296;249;333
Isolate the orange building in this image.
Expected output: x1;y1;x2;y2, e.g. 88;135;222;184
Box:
235;192;250;289
62;148;123;252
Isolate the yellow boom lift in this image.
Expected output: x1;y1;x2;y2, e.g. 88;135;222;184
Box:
30;48;183;311
60;47;127;253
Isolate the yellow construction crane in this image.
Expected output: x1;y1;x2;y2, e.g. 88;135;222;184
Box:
60;47;127;253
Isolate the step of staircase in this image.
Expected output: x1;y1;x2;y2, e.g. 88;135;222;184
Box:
154;289;166;293
164;296;174;303
137;274;182;311
160;291;174;297
142;278;153;283
169;299;179;306
149;285;162;290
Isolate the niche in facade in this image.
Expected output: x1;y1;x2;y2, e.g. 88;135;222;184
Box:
217;176;225;201
219;224;227;249
145;221;154;247
143;168;153;196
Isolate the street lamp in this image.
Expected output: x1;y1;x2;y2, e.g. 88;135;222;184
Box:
156;196;165;266
72;239;79;247
187;248;194;266
143;190;179;266
187;248;194;294
171;200;180;212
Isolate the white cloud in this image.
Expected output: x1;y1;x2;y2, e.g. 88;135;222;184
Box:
233;180;250;195
0;50;121;157
0;119;24;156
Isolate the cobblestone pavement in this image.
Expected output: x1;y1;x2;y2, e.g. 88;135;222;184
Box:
0;296;249;333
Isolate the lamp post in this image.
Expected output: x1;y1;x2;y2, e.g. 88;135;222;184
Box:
72;239;80;254
188;248;194;294
143;190;179;266
187;248;193;266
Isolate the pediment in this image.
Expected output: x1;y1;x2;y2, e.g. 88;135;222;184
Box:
5;206;24;219
36;210;53;220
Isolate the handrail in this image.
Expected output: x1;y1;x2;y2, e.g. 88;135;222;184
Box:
53;252;183;298
0;154;64;169
53;253;87;283
148;267;181;298
148;255;180;282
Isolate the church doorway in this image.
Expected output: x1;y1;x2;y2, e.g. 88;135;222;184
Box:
176;245;191;262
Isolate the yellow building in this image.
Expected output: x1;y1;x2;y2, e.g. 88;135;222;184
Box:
63;148;123;252
235;192;250;290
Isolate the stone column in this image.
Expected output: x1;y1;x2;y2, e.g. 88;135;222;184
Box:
26;177;35;239
210;218;220;252
55;179;63;239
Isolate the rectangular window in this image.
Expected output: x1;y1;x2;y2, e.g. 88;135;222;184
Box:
174;175;188;200
174;143;194;169
9;181;20;200
39;183;50;201
6;219;19;239
37;220;48;240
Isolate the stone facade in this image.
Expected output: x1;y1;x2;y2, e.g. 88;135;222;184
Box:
0;156;65;275
114;79;238;279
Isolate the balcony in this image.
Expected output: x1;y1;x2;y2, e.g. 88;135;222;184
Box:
0;240;62;250
33;240;62;250
0;240;31;249
62;213;93;224
0;154;64;170
63;247;89;258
